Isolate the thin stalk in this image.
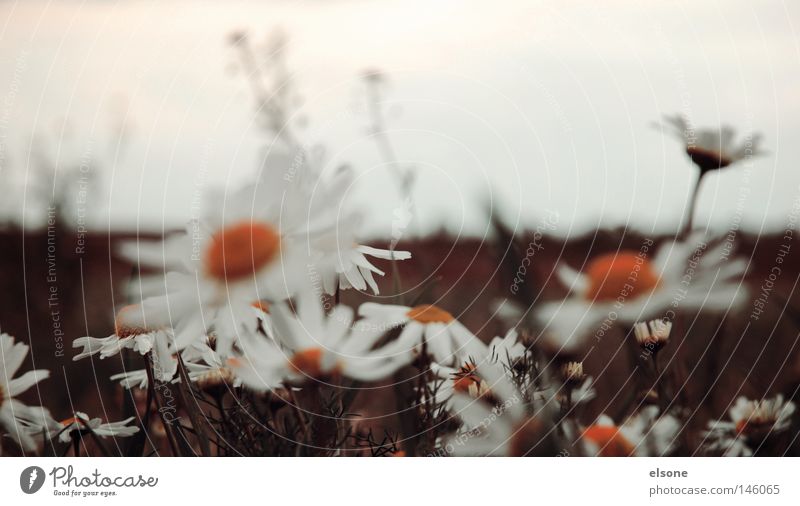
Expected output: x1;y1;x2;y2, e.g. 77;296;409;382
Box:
175;354;212;456
682;170;706;238
144;353;180;456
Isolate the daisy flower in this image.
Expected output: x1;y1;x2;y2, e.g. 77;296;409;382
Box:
1;334;59;452
633;318;672;353
581;407;680;456
430;361;491;402
358;302;486;366
57;412;139;443
309;214;411;295
703;395;796;456
229;290;413;390
444;360;557;456
73;305;178;389
659;115;763;173
122;167;408;356
488;328;527;365
536;235;747;352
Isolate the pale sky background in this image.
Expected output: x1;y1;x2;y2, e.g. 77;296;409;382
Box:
1;0;799;240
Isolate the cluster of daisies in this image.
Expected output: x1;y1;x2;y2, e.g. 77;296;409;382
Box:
1;115;796;457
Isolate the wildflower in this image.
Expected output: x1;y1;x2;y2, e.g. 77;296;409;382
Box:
57;412;139;443
0;334;59;452
658;115;763;174
536;234;747;352
633;319;672;352
229;290;414;389
358;302;486;366
488;328;527;366
582;407;680;456
431;361;491;402
121;168;408;356
704;395;795;456
560;361;586;385
73;305;178;389
445;360;556;456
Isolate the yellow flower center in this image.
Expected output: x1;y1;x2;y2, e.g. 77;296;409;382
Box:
205;221;281;282
584;252;660;302
406;304;454;324
582;425;636;456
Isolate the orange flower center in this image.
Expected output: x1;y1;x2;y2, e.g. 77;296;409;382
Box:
406;304;454;324
205;221;280;282
114;305;148;338
289;348;325;378
584;252;660;302
686;146;732;172
452;363;481;394
60;417;80;427
735;418;772;437
582;425;636;456
251;300;271;313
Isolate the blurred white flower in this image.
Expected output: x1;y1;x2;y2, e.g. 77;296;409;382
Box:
229;290;413;389
703;395;796;456
444;360;546;456
0;333;59;452
488;328;526;365
121;166;408;356
659;115;763;173
536;234;747;352
358;302;486;366
633;318;672;351
73;305;178;389
581;407;680;456
57;412;139;443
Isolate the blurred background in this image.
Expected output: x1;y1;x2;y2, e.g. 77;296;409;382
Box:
1;0;800;436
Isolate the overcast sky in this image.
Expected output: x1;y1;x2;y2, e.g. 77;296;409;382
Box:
2;0;799;240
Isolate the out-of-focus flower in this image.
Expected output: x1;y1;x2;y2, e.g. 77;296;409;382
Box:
488;328;526;365
703;395;795;456
229;290;413;390
57;412;139;443
73;305;178;389
0;333;59;452
560;361;586;384
77;305;176;366
633;318;672;352
431;361;491;402
658;115;763;173
121;166;408;357
444;360;556;456
536;235;747;352
358;302;486;366
582;407;680;456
